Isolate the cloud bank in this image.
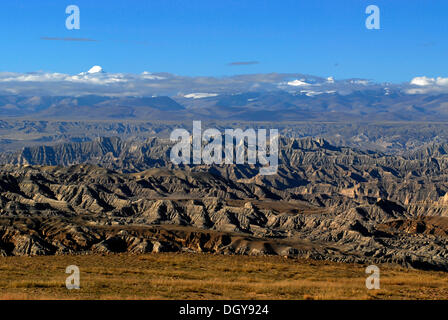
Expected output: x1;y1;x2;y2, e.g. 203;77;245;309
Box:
407;76;448;94
1;66;447;97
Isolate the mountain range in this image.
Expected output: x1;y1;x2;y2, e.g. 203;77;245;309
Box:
1;90;448;121
2;67;448;121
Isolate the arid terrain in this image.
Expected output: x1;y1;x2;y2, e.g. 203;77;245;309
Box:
1;120;448;301
3;0;448;303
2;132;448;271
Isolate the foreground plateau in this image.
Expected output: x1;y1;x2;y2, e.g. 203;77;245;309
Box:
1;253;447;300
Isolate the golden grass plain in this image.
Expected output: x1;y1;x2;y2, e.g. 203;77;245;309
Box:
0;253;447;300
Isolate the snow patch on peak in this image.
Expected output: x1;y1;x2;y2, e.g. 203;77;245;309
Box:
287;79;309;86
184;93;219;99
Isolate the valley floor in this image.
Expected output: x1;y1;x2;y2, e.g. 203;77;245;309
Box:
0;253;447;300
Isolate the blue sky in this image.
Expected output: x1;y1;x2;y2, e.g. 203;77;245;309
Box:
0;0;447;83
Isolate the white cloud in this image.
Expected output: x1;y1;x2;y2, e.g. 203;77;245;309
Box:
141;71;165;80
87;65;103;74
407;76;448;94
410;76;448;87
436;77;448;86
410;76;436;86
0;66;132;87
0;72;67;82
